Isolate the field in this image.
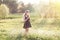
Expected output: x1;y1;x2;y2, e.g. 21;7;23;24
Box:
0;13;60;40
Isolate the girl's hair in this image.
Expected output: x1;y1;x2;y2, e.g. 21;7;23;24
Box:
25;10;30;13
23;10;30;17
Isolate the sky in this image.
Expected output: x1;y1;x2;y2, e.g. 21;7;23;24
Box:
17;0;49;4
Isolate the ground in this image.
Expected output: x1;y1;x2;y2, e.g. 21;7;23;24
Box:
0;14;60;40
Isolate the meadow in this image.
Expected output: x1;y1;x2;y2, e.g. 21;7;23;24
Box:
0;13;60;40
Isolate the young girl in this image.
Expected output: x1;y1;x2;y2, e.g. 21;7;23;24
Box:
23;10;31;35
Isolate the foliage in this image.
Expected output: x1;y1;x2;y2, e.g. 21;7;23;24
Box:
3;0;18;13
0;13;60;40
25;3;35;12
17;1;34;13
0;4;9;19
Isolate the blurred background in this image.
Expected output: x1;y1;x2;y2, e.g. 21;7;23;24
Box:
0;0;60;40
0;0;60;18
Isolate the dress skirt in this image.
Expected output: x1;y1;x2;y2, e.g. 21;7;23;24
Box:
23;19;31;29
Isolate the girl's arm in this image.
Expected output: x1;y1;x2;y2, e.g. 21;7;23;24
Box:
25;14;30;21
23;13;30;22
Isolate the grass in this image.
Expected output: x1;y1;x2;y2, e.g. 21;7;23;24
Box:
0;13;60;40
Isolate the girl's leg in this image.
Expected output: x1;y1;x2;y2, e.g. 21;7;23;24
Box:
24;28;29;35
26;28;29;32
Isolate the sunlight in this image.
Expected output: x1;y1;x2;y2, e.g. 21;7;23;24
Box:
40;0;49;3
17;0;49;4
51;0;60;3
56;0;60;5
56;0;60;2
17;0;40;4
55;0;60;5
40;0;49;4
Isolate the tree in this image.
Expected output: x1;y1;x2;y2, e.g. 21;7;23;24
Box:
26;3;34;12
0;4;9;18
3;0;18;13
0;0;2;5
17;1;26;13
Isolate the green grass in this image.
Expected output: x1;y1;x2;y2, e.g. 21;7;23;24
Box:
0;13;60;40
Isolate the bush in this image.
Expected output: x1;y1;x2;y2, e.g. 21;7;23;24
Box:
0;4;9;19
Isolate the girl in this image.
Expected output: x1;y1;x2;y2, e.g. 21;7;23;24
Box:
23;10;31;35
